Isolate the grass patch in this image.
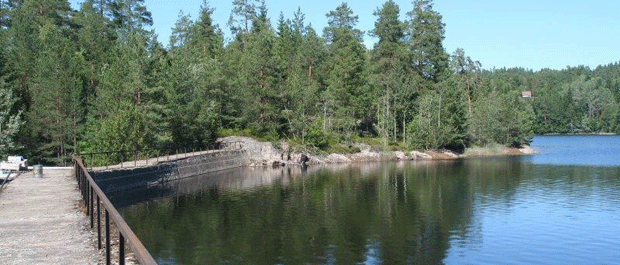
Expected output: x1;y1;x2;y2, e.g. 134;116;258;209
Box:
464;144;509;156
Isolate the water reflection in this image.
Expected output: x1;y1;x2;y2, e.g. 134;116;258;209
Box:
120;157;620;265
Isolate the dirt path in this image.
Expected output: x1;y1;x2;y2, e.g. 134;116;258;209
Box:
0;169;101;264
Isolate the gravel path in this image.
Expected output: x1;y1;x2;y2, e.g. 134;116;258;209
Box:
0;169;102;264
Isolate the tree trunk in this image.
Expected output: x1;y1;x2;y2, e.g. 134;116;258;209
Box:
438;93;442;128
402;110;406;143
393;107;396;143
323;103;327;131
467;91;472;117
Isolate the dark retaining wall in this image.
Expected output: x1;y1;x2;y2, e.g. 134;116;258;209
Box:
91;150;248;195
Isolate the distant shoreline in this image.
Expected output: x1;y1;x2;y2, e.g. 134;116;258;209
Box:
540;133;617;136
219;136;536;167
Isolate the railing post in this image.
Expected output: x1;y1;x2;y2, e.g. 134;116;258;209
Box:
106;209;110;265
97;196;101;249
76;169;80;192
76;163;80;186
79;170;83;197
85;180;90;216
80;170;83;198
119;233;125;265
90;186;94;229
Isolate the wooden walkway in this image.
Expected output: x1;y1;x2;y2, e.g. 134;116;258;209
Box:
0;169;102;264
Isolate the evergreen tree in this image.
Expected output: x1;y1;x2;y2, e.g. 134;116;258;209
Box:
450;48;481;117
81;32;166;162
407;77;467;150
369;0;413;144
0;27;22;156
225;0;282;137
497;91;535;147
169;11;192;49
26;22;84;164
107;0;152;31
165;4;224;150
406;0;449;83
6;0;73;111
275;10;326;144
6;0;79;164
228;0;256;36
4;0;619;162
190;2;223;58
323;3;367;137
73;0;116;111
0;87;21;157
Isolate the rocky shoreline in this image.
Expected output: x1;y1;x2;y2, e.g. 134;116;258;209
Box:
218;136;536;168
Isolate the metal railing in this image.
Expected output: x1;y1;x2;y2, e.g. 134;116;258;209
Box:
77;141;244;170
74;158;157;265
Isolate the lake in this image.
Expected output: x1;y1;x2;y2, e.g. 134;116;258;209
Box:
118;135;620;264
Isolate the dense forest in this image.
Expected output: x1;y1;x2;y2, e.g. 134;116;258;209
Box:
0;0;618;165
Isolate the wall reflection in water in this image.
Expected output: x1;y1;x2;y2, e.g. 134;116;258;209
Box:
119;157;620;265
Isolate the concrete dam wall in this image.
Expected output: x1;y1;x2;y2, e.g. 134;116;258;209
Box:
91;150;248;195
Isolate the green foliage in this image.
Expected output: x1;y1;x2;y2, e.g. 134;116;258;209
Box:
4;0;620;165
306;118;331;149
0;16;22;156
0;80;22;156
469;90;534;147
81;107;150;164
406;74;468;151
369;1;419;145
323;3;368;136
325;144;360;155
216;128;254;138
406;0;449;82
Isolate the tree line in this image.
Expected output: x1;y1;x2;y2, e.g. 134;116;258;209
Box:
0;0;618;165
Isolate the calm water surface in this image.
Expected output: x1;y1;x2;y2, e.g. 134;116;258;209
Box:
119;136;620;264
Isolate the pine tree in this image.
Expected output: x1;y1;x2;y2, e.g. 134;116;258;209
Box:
7;0;73;110
5;0;82;164
190;2;223;58
275;10;326;144
0;87;22;157
81;32;166;162
165;5;224;150
26;21;84;165
369;0;413;144
73;0;116;112
323;3;367;137
224;0;283;137
0;27;22;156
406;0;449;83
450;48;481;117
169;11;192;49
107;0;152;31
407;77;467;151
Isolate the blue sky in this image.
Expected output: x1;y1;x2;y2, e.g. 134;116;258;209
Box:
68;0;620;71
